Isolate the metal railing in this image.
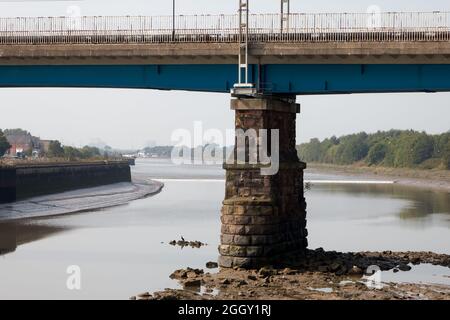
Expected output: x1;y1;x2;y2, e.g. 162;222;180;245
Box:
0;12;449;45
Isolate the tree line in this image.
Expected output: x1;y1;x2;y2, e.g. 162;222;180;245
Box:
0;129;11;156
47;141;104;161
297;130;450;170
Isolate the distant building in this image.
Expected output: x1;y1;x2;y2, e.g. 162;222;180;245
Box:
39;140;53;154
5;130;36;156
4;129;54;157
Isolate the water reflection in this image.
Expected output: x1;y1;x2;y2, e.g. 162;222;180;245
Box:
0;159;448;299
0;223;17;255
0;221;68;257
311;183;450;225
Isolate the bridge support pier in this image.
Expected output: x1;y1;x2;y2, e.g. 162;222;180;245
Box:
219;95;308;269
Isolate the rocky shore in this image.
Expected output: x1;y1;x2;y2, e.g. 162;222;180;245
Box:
134;249;450;300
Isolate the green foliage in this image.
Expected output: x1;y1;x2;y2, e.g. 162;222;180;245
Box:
444;140;450;169
367;142;388;165
297;130;449;170
80;146;101;159
47;140;65;158
63;146;82;160
0;129;11;156
335;132;369;165
62;145;102;160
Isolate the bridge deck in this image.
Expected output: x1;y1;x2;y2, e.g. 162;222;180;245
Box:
1;12;450;94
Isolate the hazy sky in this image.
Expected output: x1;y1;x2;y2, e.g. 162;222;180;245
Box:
1;1;450;149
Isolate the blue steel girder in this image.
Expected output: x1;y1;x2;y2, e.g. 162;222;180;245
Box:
0;64;450;94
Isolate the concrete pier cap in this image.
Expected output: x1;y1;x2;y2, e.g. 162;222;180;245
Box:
219;94;308;269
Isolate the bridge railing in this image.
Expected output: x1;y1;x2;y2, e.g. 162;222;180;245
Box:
0;12;449;45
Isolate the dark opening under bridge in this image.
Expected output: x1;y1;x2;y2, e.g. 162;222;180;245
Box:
1;10;450;267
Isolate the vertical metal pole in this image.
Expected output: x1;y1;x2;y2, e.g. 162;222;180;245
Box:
281;0;290;34
172;0;175;41
238;0;249;84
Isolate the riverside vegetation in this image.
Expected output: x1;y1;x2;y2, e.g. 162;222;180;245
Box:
297;130;450;170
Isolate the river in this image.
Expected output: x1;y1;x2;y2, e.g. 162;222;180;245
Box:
0;158;449;299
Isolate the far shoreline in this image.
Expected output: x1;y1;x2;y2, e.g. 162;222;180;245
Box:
306;163;450;193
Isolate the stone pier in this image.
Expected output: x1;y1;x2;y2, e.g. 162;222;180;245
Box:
219;95;308;269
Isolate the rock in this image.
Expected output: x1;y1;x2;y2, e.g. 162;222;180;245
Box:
237;280;248;286
330;261;342;272
170;269;188;280
169;239;206;248
186;267;204;275
184;279;201;288
393;268;399;273
248;274;257;281
348;266;363;275
258;266;276;277
137;292;151;298
206;261;218;269
318;265;329;272
398;264;412;272
335;266;348;276
190;241;205;248
282;268;297;275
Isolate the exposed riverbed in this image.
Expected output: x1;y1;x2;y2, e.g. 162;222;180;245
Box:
0;158;449;299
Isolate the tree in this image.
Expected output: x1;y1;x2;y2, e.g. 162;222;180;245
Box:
47;140;64;158
63;146;82;161
298;138;322;162
443;140;450;170
367;142;388;165
0;129;11;156
335;132;369;165
295;130;447;170
394;133;434;167
80;146;101;159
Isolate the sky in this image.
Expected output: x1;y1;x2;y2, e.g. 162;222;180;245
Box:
1;0;450;149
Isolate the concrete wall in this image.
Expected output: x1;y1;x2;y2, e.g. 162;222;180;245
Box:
0;166;16;203
1;42;450;66
0;161;131;203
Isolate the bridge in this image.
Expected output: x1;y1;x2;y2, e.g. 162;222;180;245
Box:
1;12;450;94
1;8;450;268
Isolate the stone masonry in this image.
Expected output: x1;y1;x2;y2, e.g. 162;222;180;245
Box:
219;96;308;268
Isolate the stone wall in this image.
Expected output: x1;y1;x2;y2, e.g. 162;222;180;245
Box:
0;161;131;203
219;96;308;269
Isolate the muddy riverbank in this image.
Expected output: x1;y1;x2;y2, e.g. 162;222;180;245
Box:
307;163;450;192
0;173;163;221
136;249;450;300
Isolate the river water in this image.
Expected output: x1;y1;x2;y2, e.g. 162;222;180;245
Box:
0;158;449;299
